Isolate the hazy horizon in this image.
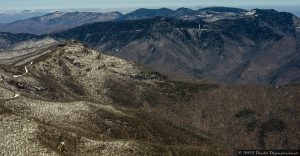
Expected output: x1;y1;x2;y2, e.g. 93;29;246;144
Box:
1;5;300;14
1;0;299;11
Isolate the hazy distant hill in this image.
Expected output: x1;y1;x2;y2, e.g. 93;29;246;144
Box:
0;10;50;23
0;11;123;35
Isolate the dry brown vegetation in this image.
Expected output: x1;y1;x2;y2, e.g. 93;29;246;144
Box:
0;41;298;155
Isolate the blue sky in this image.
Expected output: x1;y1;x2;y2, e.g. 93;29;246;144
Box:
0;0;299;11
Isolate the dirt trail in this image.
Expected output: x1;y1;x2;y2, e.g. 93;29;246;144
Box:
13;61;33;78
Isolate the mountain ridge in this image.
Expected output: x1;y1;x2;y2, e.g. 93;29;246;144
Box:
0;6;280;35
0;11;123;35
49;9;300;85
1;8;300;85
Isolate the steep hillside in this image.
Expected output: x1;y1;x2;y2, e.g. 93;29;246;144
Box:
0;38;58;65
52;9;300;85
0;32;40;50
0;41;298;155
0;41;228;155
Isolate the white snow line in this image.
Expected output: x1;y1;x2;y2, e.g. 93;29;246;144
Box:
13;75;22;78
25;66;28;74
12;93;20;98
0;93;20;100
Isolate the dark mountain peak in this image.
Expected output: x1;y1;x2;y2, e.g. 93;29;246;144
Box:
110;11;123;15
45;11;65;16
125;8;174;20
174;7;195;15
158;7;174;12
134;7;173;12
130;8;172;14
198;6;247;13
135;8;148;11
250;8;295;18
250;9;295;29
251;8;277;14
176;7;193;11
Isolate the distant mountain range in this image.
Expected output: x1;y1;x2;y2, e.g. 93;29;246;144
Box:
0;11;123;35
0;7;251;35
1;7;300;85
0;10;51;23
